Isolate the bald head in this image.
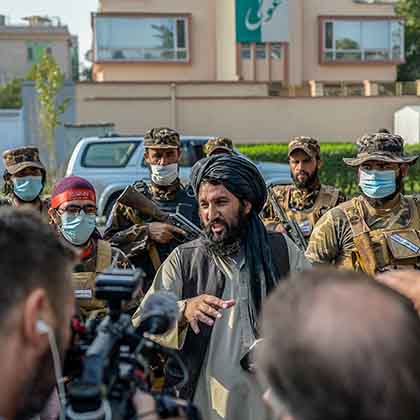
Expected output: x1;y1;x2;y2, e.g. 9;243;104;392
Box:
258;268;420;420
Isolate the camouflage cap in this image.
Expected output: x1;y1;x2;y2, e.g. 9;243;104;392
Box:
3;146;46;175
204;137;234;156
288;136;320;159
144;127;181;149
343;133;418;167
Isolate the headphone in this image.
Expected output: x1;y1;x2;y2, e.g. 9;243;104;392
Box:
36;319;51;334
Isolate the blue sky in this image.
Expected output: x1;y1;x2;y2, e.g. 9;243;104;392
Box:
1;0;99;66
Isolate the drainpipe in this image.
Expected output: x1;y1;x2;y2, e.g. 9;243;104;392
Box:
170;83;177;129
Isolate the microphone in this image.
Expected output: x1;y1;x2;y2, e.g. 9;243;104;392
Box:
138;291;178;335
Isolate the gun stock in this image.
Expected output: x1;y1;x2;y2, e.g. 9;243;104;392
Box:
118;186;169;223
118;186;203;242
267;185;308;252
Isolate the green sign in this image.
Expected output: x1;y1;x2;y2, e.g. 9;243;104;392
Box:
235;0;289;43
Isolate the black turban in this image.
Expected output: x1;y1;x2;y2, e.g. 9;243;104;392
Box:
191;154;267;213
191;154;279;335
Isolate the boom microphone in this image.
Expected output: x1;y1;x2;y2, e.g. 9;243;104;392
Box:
138;291;178;335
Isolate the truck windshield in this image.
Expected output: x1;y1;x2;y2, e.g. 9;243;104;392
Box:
82;142;139;168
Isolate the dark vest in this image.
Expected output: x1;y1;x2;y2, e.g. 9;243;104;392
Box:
165;232;290;400
150;185;199;263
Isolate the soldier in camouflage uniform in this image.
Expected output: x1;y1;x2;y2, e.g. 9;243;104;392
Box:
204;137;234;156
2;146;49;220
104;127;199;293
306;132;420;276
48;176;133;319
263;137;345;243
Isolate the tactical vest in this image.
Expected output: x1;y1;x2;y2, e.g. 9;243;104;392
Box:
337;197;420;275
72;240;112;317
281;185;341;237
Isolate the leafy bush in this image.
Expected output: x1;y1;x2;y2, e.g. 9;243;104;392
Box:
238;143;420;197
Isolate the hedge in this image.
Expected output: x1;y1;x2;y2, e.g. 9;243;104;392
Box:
238;143;420;197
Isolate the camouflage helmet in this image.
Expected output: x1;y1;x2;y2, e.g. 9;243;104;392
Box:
288;136;321;159
2;146;46;175
343;132;418;167
144;127;181;149
204;137;234;156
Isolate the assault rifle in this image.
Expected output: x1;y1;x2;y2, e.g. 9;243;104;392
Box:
267;184;308;252
118;185;203;242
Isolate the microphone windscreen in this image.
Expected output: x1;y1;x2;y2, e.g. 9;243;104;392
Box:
141;291;178;331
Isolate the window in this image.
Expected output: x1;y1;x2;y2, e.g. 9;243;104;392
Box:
240;43;251;60
27;47;33;61
321;18;404;63
271;43;282;60
26;42;52;63
256;43;267;60
94;15;190;62
82;142;139;168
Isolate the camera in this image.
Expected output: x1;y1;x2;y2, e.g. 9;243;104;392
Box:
65;269;201;420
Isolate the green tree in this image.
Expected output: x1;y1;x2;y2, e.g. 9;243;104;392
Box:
0;78;23;109
396;0;420;80
33;53;70;179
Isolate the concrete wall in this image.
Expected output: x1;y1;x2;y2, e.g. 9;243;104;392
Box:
0;109;24;172
75;82;420;143
22;81;76;171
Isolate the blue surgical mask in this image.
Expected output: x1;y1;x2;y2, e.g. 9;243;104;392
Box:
59;210;96;246
359;169;397;199
13;176;43;202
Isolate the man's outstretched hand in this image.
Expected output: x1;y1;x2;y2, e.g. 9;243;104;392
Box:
183;294;236;334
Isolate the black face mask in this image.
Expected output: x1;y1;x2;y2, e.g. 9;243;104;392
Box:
203;203;249;257
292;167;319;189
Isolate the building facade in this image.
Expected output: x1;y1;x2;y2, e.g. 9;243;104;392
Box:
0;15;78;84
92;0;403;85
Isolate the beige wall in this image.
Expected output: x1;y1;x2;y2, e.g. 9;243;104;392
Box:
96;0;401;84
95;0;218;82
0;34;72;81
300;0;398;84
75;82;420;143
215;0;237;81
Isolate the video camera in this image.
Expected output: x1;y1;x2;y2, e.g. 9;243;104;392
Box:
65;268;201;420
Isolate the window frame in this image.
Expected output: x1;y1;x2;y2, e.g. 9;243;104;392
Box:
318;16;405;65
92;12;192;65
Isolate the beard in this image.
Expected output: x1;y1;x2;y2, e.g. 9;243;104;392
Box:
292;167;319;189
203;204;249;257
361;174;404;208
15;329;64;420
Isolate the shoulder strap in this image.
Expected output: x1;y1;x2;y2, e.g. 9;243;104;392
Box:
96;240;113;273
268;233;290;286
341;198;378;276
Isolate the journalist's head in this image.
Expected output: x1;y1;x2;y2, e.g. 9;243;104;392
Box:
0;208;76;420
258;268;420;420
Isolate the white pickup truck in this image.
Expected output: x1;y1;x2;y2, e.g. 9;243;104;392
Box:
66;134;291;218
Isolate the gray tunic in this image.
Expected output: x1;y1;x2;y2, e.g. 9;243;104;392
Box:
133;236;311;420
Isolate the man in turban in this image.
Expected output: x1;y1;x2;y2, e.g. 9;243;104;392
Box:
134;155;310;420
